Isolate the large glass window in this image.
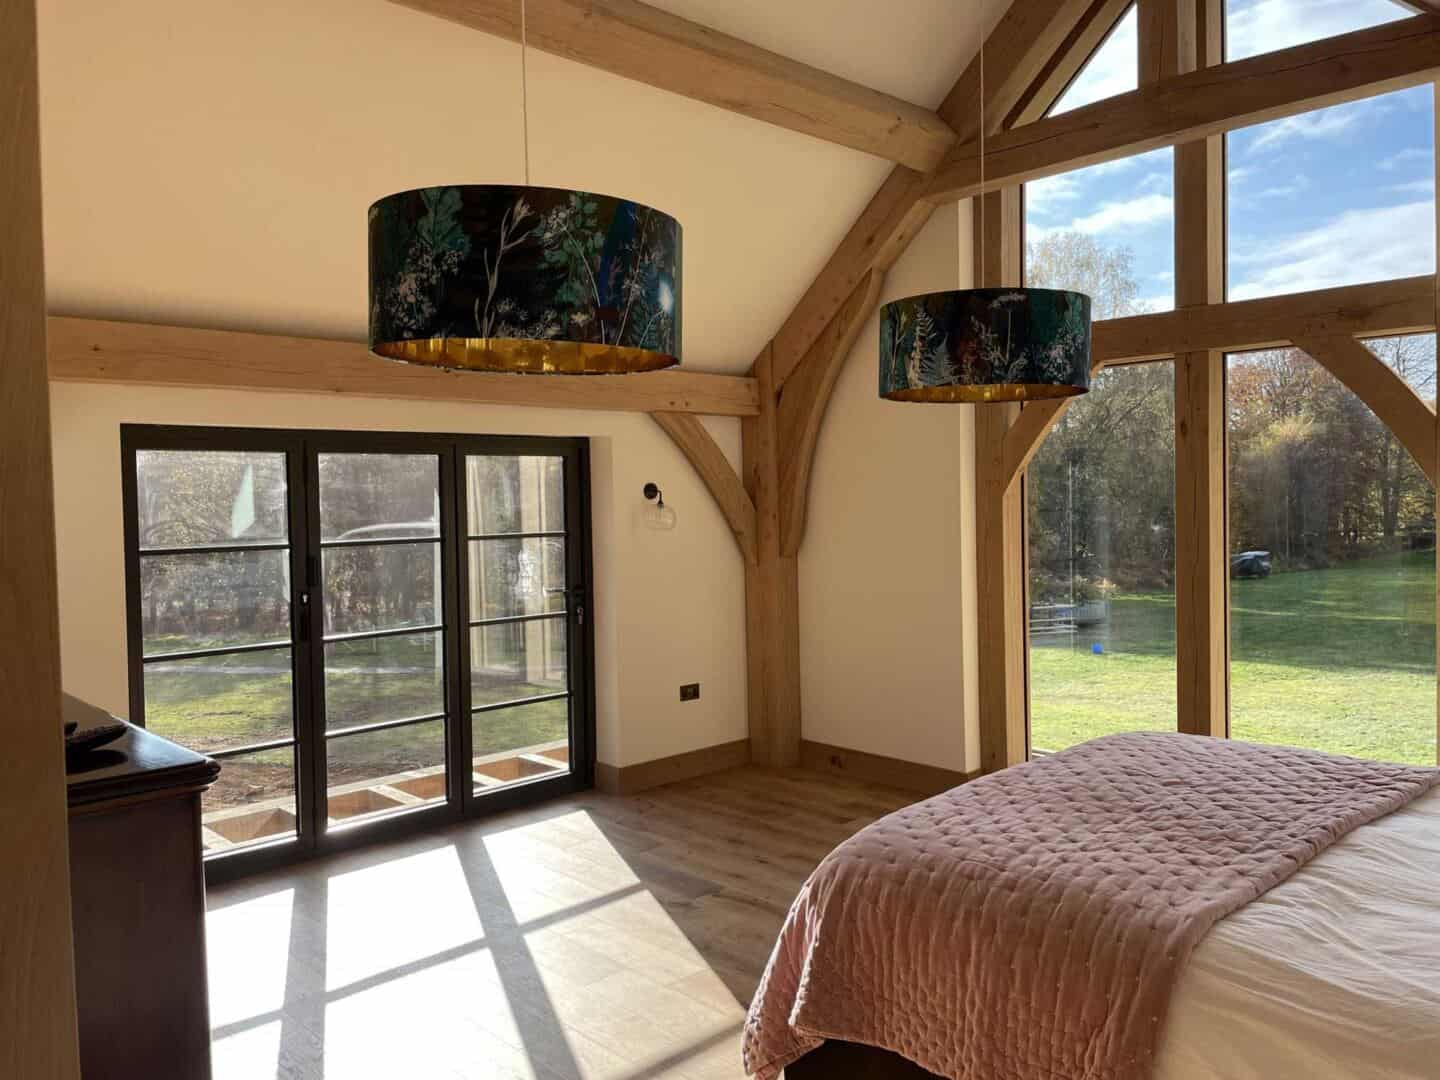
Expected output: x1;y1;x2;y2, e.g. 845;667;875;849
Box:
1227;344;1437;764
1225;0;1412;63
1227;86;1435;301
1051;5;1137;116
1027;363;1178;752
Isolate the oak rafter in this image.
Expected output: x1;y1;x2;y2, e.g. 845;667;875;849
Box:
389;0;956;171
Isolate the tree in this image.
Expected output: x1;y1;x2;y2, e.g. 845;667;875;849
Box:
1025;231;1146;319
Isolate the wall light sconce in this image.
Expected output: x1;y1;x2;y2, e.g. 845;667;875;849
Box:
642;482;677;530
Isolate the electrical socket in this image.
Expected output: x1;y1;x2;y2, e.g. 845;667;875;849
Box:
679;683;700;702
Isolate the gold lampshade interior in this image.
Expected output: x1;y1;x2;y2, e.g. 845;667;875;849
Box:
373;336;680;375
882;382;1087;403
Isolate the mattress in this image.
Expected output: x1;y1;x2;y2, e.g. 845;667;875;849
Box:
1157;785;1440;1078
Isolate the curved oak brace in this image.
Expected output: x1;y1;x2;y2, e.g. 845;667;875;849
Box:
999;361;1105;490
776;269;884;557
650;411;758;564
1293;334;1438;485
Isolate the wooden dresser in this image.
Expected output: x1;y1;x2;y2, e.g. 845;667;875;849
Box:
66;719;220;1080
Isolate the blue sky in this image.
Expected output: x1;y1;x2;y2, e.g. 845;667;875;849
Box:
1024;0;1436;311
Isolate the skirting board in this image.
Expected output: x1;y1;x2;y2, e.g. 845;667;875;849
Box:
799;739;976;796
595;738;751;795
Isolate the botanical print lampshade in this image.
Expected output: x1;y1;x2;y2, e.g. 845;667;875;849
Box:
369;185;682;374
879;288;1092;402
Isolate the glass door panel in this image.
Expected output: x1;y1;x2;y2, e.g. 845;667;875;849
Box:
465;454;574;792
131;448;300;854
316;452;450;827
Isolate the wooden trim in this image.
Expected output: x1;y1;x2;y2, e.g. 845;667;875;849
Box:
649;412;757;564
799;740;977;797
1292;334;1438;485
46;316;760;417
389;0;955;171
0;1;82;1074
594;739;750;796
924;15;1440;202
776;269;884;557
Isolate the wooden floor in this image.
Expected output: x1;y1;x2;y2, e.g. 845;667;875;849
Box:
206;766;917;1079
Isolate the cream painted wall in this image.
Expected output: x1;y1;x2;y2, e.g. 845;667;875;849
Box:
798;202;981;774
49;384;747;769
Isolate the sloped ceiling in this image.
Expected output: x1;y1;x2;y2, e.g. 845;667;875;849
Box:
36;0;1001;374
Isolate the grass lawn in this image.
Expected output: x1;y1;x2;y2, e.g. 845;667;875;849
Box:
145;635;569;809
1031;550;1437;765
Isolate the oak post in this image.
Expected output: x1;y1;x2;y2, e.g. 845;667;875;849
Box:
1165;0;1229;738
974;189;1029;773
743;345;801;766
0;1;83;1075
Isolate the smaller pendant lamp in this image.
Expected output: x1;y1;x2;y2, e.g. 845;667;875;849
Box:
879;40;1091;403
367;0;681;375
879;288;1091;402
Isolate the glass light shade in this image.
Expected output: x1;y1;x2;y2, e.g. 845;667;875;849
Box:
643;502;677;531
879;288;1092;402
369;185;682;374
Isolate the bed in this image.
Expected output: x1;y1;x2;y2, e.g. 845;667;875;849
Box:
743;733;1440;1079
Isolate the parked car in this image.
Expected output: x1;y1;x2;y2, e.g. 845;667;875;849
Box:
1230;550;1271;579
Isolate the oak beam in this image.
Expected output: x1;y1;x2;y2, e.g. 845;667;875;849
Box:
1166;0;1228;740
1002;276;1439;487
742;345;801;767
0;1;82;1075
649;412;757;564
47;316;760;417
924;15;1440;202
1293;334;1438;485
389;0;955;171
776;269;883;556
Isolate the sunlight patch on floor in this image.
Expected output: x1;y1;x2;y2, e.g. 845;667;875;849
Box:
208;810;749;1079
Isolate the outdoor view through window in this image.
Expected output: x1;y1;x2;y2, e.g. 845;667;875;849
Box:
1025;0;1436;763
1025;5;1178;752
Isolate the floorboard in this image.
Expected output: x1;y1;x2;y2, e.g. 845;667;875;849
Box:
206;766;917;1079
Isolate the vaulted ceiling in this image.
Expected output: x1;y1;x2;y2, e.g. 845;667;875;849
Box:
36;0;1006;375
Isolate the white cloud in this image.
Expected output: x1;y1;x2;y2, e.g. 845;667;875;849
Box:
1229;200;1436;301
1244;104;1365;153
1387;178;1436;196
1025;173;1082;217
1379;147;1433;172
1139;171;1173;195
1069;194;1174;235
1226;0;1408;62
1050;7;1137;115
1228;166;1255;185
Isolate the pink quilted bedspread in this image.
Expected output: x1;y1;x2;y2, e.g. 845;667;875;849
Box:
743;732;1440;1080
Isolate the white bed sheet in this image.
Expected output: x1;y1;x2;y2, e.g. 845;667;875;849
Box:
1157;786;1440;1079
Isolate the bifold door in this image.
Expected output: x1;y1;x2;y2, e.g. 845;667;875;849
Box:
123;427;593;878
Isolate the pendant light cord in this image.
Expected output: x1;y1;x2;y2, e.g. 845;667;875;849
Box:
520;0;531;185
